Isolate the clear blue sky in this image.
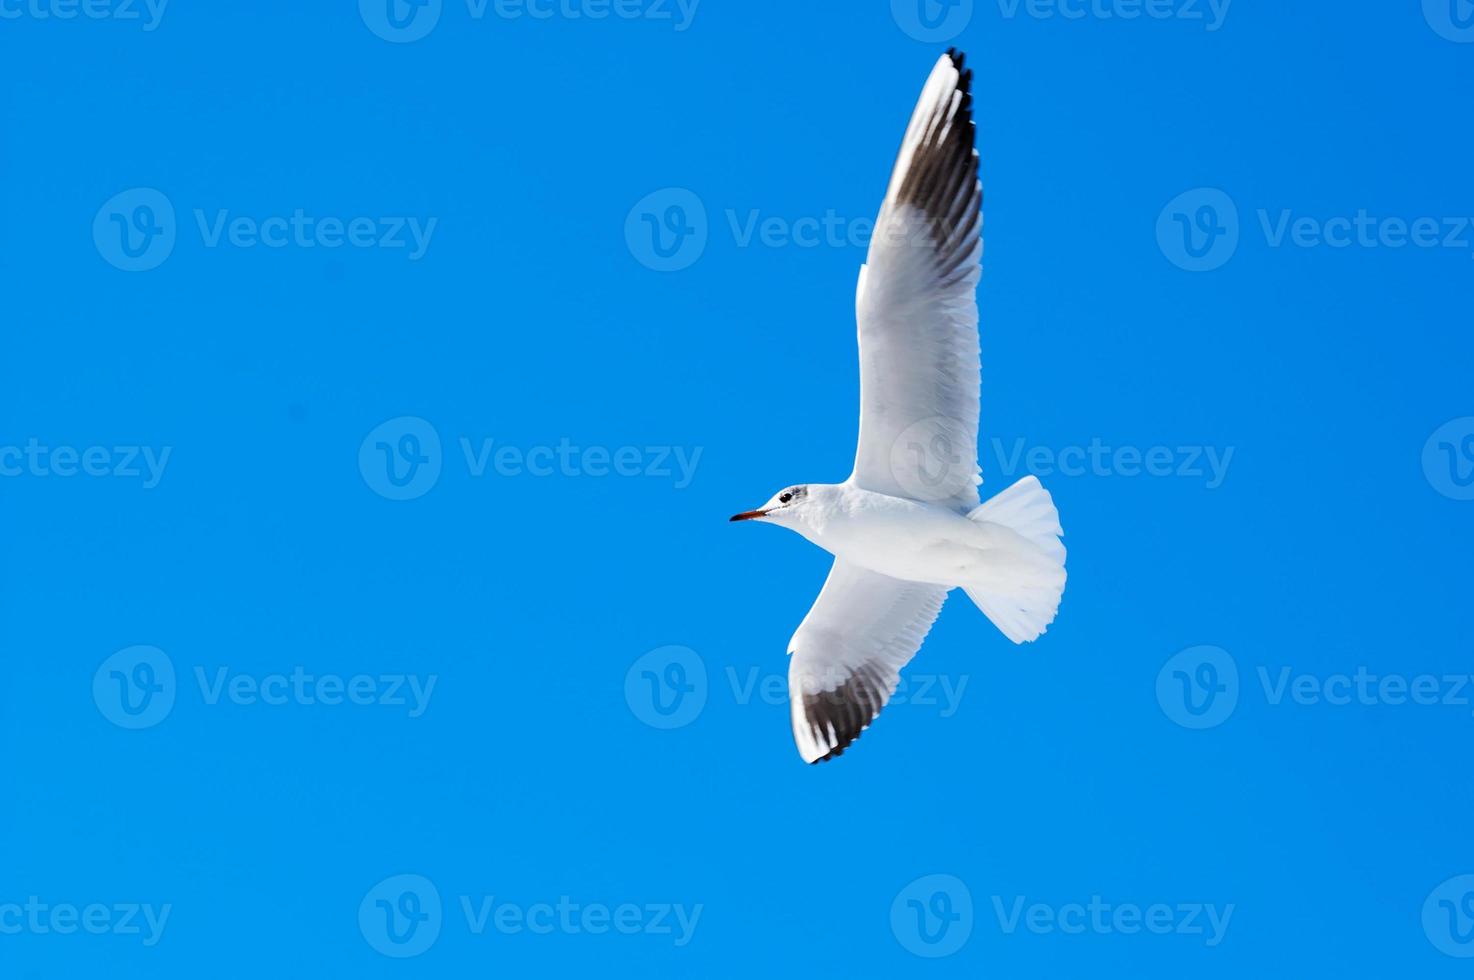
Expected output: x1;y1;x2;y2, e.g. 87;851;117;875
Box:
3;2;1473;977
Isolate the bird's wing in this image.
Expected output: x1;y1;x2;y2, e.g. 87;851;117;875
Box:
851;49;982;512
788;559;949;763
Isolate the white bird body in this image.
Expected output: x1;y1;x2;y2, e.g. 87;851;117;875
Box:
767;483;1004;588
731;50;1068;763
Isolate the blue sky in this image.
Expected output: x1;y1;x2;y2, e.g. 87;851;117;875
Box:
2;2;1473;976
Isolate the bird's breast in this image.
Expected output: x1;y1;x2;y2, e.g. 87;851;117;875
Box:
808;495;967;584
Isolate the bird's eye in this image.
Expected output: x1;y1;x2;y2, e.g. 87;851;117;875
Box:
779;492;793;504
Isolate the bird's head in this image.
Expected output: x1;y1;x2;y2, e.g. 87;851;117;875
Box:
729;484;816;526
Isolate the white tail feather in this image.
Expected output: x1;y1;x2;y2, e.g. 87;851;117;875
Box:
963;476;1066;643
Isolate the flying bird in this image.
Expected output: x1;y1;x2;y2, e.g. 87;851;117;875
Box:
731;50;1067;764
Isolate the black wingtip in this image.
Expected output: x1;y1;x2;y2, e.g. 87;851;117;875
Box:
943;49;973;104
809;733;859;764
797;669;886;765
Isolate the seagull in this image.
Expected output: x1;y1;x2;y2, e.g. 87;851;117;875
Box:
730;50;1066;764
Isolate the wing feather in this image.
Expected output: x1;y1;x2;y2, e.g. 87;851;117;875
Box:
851;50;983;512
788;560;948;764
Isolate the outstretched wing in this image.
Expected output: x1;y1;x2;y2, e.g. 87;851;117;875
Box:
851;49;983;513
788;560;949;763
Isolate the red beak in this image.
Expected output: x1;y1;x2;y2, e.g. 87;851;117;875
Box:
729;509;768;522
